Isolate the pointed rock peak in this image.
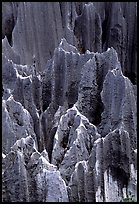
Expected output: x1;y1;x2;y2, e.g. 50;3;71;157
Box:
106;47;118;57
2;153;6;159
11;135;37;153
111;67;122;77
58;38;79;53
108;47;121;66
85;2;95;9
2;36;20;64
66;104;89;122
2;36;9;46
85;57;95;65
83;2;96;13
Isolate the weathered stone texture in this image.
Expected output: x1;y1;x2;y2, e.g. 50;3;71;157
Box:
2;96;36;154
98;67;137;150
51;105;100;184
2;2;137;202
2;2;136;83
74;3;102;53
2;136;69;202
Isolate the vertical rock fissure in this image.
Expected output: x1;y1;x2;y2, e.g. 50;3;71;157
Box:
94;54;104;126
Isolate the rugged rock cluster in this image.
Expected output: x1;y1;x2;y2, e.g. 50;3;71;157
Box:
2;2;137;202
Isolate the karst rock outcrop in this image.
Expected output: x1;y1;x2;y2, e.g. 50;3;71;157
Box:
2;2;137;202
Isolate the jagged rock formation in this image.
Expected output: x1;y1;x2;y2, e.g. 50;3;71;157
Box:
2;95;36;154
2;2;137;202
2;136;69;202
51;105;100;184
2;2;137;83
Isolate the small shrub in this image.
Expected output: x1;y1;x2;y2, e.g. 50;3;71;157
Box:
121;192;137;202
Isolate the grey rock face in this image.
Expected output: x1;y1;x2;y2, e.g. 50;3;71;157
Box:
2;2;136;83
2;136;69;202
2;96;36;154
74;3;102;53
2;2;18;45
77;56;98;123
51;105;100;184
98;67;137;150
2;2;137;202
2;37;20;64
74;2;137;84
12;2;64;71
3;44;43;151
68;126;137;202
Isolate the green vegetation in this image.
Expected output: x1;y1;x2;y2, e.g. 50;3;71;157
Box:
121;192;137;202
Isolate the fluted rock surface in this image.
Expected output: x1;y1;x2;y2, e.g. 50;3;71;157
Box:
68;127;137;202
2;2;137;202
2;136;69;202
2;2;137;83
51;105;100;184
2;96;36;154
98;67;137;149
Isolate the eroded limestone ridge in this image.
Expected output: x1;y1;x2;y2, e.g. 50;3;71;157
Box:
2;2;137;202
2;2;137;84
